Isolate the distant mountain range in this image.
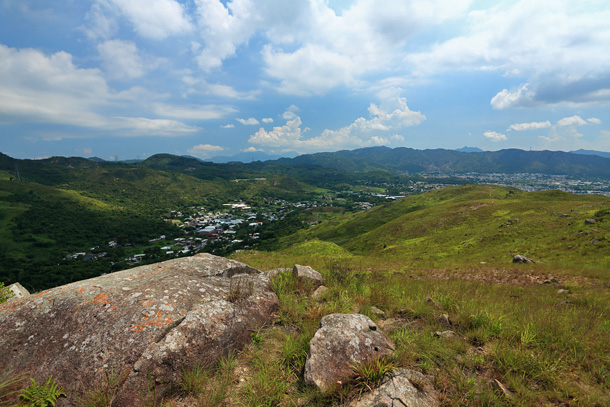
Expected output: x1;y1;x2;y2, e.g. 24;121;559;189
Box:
206;150;298;163
278;146;610;178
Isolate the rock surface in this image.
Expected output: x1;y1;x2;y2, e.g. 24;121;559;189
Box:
304;313;395;391
292;264;324;287
0;253;278;407
7;282;30;300
348;369;439;407
512;255;535;264
312;285;328;300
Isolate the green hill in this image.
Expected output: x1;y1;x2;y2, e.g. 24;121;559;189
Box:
262;185;610;270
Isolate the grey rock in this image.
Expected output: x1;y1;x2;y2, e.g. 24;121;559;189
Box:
433;330;457;339
312;285;328;300
439;313;451;326
585;218;597;224
369;306;386;317
0;253;278;407
304;313;395;391
543;278;559;284
292;264;323;287
512;255;535;264
348;369;439;407
262;268;289;279
557;289;569;294
7;283;29;300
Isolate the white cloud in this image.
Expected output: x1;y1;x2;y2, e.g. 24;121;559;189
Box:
221;124;235;129
236;117;260;125
249;96;424;152
558;115;587;127
0;44;200;137
588;118;602;124
262;117;274;123
491;84;536;109
113;117;199;136
187;143;225;158
282;105;300;120
192;0;470;94
181;75;259;100
242;146;263;152
82;1;119;40
405;1;610;107
508;121;551;131
483;131;507;142
107;0;193;39
154;104;236;120
98;39;152;80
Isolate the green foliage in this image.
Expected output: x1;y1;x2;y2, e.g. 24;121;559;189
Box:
0;282;13;304
18;376;65;407
349;356;398;392
178;355;236;406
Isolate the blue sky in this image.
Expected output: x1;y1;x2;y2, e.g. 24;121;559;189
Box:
1;0;609;160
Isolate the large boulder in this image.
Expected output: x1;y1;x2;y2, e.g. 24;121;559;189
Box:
348;369;439;407
0;253;278;407
304;313;395;391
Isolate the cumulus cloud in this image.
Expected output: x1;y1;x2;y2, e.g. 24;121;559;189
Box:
491;84;536;109
588;118;602;124
404;1;610;108
557;115;588;127
262;118;274;123
236;117;260;125
249;96;424;152
187;143;225;158
508;121;551;131
282;105;300;120
242;146;263;152
106;0;193;39
98;39;155;80
0;44;201;136
221;124;235;129
191;0;470;94
483;131;507;142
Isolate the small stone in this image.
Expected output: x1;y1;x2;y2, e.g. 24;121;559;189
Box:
543;278;559;284
433;330;457;339
439;313;451;326
585;218;596;224
425;296;443;310
513;255;535;264
312;285;328;300
369;306;386;317
557;289;569;294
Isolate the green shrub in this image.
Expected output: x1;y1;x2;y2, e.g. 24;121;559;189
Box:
18;376;65;407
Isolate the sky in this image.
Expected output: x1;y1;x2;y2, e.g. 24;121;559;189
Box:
1;0;609;160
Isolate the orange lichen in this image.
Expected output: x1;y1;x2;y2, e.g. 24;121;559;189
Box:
131;311;175;333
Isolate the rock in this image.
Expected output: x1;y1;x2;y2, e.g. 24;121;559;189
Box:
292;264;323;287
348;369;439;407
369;306;386;317
0;253;278;407
512;255;535;264
493;379;514;399
439;313;451;326
433;330;457;339
585;218;597;224
312;285;328;300
262;268;289;279
7;282;30;300
557;289;569;294
304;313;395;392
543;278;559;284
425;296;443;310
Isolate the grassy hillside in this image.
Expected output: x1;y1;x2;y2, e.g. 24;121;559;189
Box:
254;185;610;271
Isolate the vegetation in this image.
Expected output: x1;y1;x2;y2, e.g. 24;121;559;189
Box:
4;152;610;405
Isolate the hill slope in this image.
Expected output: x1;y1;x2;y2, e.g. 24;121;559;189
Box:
268;185;610;269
